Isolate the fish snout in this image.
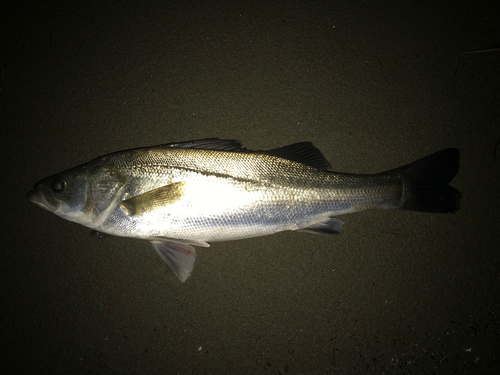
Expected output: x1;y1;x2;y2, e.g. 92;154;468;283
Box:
27;190;39;204
27;187;51;211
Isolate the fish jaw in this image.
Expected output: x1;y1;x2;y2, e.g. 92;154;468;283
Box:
27;189;53;212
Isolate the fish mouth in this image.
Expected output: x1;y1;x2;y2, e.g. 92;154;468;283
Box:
27;189;52;212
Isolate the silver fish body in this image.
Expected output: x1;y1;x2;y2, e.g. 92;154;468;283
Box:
28;139;460;281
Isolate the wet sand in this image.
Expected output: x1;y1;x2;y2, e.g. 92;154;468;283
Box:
2;1;499;373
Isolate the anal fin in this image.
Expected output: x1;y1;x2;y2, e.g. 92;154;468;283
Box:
298;218;344;235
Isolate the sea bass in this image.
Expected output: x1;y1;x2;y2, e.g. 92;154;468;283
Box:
27;139;460;281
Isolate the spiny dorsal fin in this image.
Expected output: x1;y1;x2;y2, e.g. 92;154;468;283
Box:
160;139;247;152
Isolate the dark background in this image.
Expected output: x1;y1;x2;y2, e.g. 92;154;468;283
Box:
1;0;499;373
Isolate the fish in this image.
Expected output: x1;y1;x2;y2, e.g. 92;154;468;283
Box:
27;139;460;281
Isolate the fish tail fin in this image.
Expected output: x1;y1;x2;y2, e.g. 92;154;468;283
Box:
395;148;460;213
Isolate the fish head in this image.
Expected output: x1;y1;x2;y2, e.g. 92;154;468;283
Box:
27;162;128;228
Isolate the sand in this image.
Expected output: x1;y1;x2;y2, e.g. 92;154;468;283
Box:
2;0;499;373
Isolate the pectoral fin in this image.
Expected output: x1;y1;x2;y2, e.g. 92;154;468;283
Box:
122;182;186;216
150;239;197;282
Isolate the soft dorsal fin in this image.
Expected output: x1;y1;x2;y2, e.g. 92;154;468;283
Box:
265;142;333;170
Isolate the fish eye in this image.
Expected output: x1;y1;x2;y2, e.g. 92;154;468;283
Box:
51;178;65;192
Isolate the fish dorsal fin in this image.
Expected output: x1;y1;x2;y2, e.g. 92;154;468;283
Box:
161;138;248;152
160;138;332;170
265;142;333;170
121;182;186;216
